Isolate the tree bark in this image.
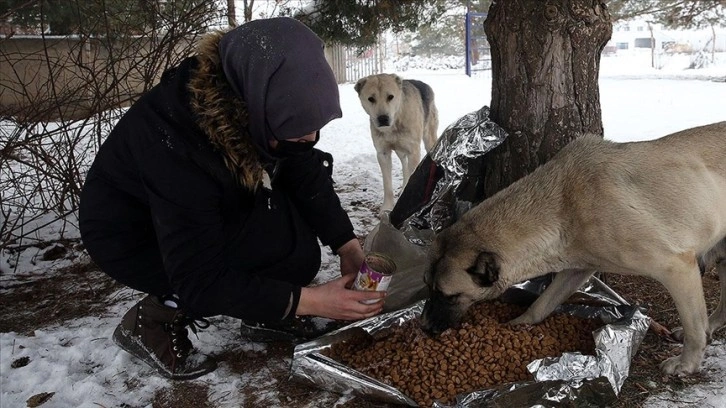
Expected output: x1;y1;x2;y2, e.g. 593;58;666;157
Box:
227;0;237;27
712;24;716;63
243;0;255;23
477;0;612;199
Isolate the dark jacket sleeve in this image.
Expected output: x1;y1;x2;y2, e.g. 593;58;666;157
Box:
135;143;299;321
275;148;356;253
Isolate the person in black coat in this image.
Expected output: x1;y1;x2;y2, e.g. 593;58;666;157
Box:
78;17;386;380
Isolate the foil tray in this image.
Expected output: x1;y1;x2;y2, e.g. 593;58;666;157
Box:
291;277;650;407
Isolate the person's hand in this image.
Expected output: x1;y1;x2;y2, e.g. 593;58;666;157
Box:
336;238;365;278
296;274;386;320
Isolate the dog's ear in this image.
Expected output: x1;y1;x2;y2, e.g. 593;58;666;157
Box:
354;78;366;94
467;252;499;287
393;74;403;86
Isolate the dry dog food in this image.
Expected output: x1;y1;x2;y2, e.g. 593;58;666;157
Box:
323;301;599;407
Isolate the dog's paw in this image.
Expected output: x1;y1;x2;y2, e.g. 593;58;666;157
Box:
507;314;536;327
660;355;700;376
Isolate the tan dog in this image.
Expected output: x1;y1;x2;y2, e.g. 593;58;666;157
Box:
355;74;439;214
420;122;726;376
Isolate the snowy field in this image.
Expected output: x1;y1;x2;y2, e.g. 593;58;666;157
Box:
1;51;725;407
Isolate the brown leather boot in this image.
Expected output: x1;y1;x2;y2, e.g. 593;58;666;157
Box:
112;295;217;380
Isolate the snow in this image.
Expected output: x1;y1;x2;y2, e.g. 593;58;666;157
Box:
643;342;726;408
1;51;726;407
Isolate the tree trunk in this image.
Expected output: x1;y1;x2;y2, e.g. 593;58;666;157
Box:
475;0;611;199
648;23;660;69
243;0;255;23
227;0;237;27
712;24;716;64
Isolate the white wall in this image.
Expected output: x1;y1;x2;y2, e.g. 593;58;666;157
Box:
610;19;726;53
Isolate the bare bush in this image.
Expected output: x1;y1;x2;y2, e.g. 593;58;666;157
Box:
1;1;224;254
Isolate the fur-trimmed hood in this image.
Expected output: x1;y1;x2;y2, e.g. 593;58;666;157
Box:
185;18;342;191
187;29;264;191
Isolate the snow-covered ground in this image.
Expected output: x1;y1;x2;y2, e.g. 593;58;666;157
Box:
1;51;725;407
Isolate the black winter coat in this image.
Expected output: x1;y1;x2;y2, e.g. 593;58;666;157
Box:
79;49;355;322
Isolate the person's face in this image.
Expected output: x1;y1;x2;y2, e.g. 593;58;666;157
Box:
268;131;317;149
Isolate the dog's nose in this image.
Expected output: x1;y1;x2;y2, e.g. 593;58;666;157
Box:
420;321;441;336
420;316;448;337
376;115;390;127
420;300;451;336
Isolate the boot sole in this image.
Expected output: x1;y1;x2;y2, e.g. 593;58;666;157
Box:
239;323;300;343
238;319;349;343
112;326;216;380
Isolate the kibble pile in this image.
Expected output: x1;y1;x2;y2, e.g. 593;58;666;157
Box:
323;301;599;407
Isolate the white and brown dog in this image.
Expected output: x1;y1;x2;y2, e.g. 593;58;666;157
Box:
421;122;726;376
355;74;439;214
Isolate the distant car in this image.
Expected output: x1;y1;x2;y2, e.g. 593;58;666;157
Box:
602;45;617;56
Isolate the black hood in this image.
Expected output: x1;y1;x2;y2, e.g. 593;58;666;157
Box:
219;17;342;159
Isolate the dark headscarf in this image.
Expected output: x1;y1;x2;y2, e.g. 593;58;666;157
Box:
219;17;342;158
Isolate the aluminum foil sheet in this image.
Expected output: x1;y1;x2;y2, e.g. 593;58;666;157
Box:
427;105;508;183
393;105;508;240
291;277;651;407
